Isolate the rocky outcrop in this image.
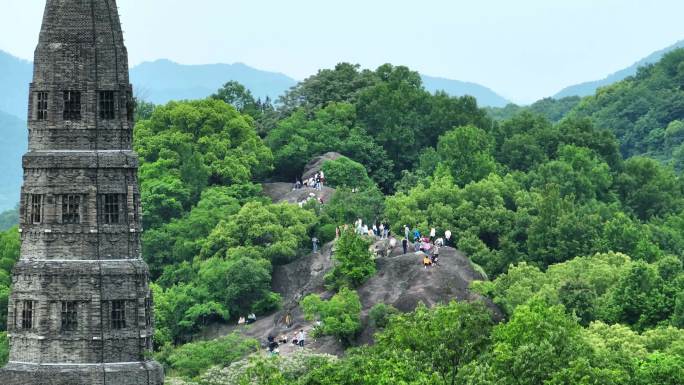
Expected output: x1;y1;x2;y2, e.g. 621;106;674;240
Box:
302;152;343;181
201;242;502;356
262;183;336;205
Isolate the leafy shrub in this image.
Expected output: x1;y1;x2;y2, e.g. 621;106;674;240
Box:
301;288;362;343
156;333;259;379
325;229;376;290
321;157;372;189
316;223;338;245
369;303;399;329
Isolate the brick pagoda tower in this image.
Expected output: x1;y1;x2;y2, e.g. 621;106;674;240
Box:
0;1;164;384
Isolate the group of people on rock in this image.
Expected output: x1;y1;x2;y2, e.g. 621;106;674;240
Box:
267;329;307;355
399;226;455;269
354;219;391;239
294;171;325;191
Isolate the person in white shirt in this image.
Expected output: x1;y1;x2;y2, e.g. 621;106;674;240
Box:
297;329;306;347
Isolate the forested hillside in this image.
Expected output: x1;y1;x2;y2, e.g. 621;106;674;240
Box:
555;39;684;98
2;57;684;384
569;49;684;168
486;95;581;122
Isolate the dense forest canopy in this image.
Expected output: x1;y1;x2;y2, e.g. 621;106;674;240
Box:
2;53;684;383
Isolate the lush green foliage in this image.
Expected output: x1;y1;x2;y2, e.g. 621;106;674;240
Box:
321;157;373;189
200;201;317;265
0;227;19;330
134;99;273;229
375;301;494;384
473;252;684;330
267;64;490;190
324;229;376;290
368;303;399;329
265;102;394;189
134;100;316;344
167;351;338;385
156;333;259;379
301;288;362;343
571;49;684;165
0;332;8;366
486;96;581;122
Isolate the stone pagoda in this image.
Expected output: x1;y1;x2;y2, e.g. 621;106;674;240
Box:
0;1;164;384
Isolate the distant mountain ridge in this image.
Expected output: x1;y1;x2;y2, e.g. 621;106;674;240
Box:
554;39;684;98
130;59;298;105
421;75;510;107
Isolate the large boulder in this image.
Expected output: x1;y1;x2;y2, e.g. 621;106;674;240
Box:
302;152;343;181
199;244;502;355
262;182;336;205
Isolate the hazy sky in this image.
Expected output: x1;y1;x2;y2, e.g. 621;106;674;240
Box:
1;0;683;104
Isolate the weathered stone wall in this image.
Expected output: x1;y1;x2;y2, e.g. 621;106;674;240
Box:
1;1;163;384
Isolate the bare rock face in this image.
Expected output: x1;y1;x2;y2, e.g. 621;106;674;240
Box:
301;152;344;181
357;247;502;315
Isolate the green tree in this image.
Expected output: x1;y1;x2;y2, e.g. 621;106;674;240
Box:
459;301;590;385
321;157;372;189
614;157;683;220
436;125;497;186
158;333;258;379
135;99;273;228
278;62;379;114
634;353;684;385
265;103;394;189
608;261;671;330
301;288;362;344
377;302;495;385
211;81;260;118
529;145;613;202
301;347;439;385
325;229;376;290
356;64;430;175
143;186;244;280
200;201;316;265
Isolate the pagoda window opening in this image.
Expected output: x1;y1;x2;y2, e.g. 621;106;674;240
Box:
63;91;81;121
61;194;81;224
61;301;78;331
21;300;34;330
111;300;126;329
101;194;124;224
99;91;115;120
29;194;43;224
36;91;48;120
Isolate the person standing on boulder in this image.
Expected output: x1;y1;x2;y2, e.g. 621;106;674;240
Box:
432;243;440;266
430;227;436;243
402;237;408;255
404;225;410;241
298;329;306;347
